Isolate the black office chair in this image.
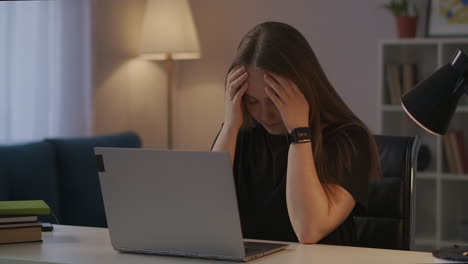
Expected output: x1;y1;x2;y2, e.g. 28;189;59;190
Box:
354;135;421;250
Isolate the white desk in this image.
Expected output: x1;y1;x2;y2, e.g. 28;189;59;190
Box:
0;225;435;264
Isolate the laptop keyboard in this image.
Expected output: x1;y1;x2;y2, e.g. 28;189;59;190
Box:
243;241;286;257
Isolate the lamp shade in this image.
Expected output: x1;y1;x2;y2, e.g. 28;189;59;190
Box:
401;49;468;135
140;0;201;60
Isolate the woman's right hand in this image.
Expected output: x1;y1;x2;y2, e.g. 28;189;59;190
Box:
224;66;249;130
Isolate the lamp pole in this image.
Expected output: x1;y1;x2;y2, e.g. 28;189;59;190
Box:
139;0;201;149
166;55;174;149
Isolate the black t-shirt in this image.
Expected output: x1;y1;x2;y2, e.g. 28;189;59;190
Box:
214;123;371;246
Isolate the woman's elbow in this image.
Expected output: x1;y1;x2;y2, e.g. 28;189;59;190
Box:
296;229;327;244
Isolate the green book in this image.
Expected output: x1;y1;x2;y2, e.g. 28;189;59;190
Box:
0;200;51;216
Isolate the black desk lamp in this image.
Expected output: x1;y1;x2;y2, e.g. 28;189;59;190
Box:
401;49;468;135
401;49;468;261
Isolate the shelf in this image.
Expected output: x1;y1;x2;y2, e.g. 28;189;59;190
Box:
380;39;468;252
417;172;437;180
415;238;468;248
417;173;468;180
382;105;402;111
457;106;468;113
440;240;468;247
380;38;468;45
441;174;468;181
417;173;468;181
382;105;468;113
415;237;437;247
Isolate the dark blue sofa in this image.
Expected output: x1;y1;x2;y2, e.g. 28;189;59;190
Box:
0;132;141;227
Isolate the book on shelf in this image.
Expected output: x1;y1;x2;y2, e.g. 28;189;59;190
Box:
385;63;419;105
443;134;458;174
449;131;463;174
402;63;417;95
385;64;402;105
0;200;50;216
443;130;468;175
453;130;468;174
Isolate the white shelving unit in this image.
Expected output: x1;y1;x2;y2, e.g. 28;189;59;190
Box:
378;38;468;252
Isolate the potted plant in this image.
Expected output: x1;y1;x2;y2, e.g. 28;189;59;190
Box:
382;0;419;38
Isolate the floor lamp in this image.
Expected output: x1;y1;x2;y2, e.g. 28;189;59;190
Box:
140;0;201;149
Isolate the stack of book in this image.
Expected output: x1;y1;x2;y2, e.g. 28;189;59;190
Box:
443;130;468;175
385;63;418;105
0;200;51;244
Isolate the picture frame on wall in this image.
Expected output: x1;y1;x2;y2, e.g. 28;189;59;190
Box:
426;0;468;37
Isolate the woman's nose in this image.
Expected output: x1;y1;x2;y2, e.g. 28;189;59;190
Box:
260;104;278;121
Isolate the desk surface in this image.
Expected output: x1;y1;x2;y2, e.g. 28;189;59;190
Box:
0;225;435;264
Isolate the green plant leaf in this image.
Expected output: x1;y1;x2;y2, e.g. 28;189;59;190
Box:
381;0;418;17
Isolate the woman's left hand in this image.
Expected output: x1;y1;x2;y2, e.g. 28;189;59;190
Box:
264;72;310;132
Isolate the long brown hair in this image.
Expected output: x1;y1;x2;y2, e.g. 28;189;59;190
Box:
227;22;381;203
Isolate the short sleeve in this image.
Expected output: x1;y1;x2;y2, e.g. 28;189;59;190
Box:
323;129;371;208
210;123;245;174
232;129;247;179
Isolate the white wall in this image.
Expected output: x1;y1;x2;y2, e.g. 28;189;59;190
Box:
93;0;428;150
92;0;169;148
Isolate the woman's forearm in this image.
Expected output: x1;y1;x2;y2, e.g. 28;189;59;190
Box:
211;125;239;165
286;142;331;243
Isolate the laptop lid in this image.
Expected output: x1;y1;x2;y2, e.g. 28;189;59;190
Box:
94;147;245;259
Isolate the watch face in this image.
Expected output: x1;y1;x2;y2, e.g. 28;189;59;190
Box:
292;127;311;143
297;130;309;139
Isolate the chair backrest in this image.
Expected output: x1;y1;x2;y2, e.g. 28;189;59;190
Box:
354;135;420;250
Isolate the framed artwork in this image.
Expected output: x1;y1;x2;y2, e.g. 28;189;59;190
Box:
426;0;468;37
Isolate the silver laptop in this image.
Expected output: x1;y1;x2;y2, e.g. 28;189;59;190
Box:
94;147;288;262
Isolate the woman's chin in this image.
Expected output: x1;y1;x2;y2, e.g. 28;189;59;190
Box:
263;124;287;135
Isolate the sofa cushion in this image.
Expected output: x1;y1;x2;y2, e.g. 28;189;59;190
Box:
0;142;60;224
46;132;141;227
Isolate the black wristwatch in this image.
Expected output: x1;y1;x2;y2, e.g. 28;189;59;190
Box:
288;127;312;144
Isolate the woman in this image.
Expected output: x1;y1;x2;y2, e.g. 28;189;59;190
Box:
211;22;380;245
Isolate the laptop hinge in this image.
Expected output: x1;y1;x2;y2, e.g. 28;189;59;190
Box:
95;154;105;172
